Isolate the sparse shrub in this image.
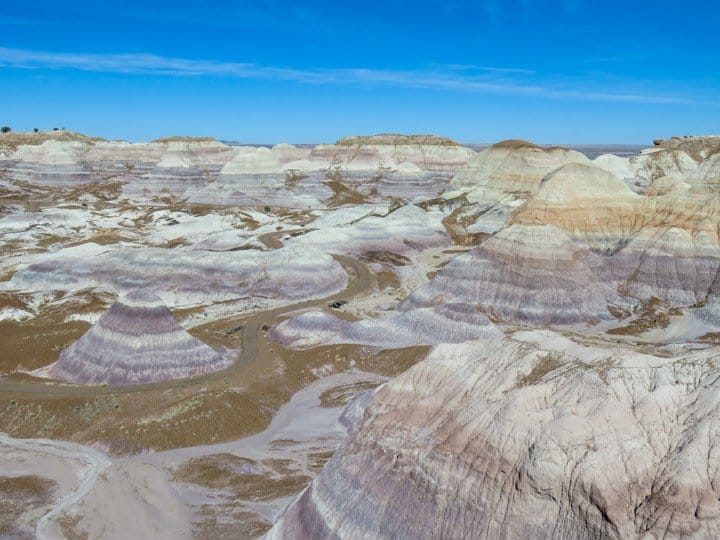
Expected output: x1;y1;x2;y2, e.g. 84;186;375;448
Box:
53;127;59;131
0;126;11;134
33;128;39;133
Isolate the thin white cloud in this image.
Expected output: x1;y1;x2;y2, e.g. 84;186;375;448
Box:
0;46;694;105
442;63;536;75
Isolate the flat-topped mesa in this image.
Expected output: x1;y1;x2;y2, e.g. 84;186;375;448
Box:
335;134;461;146
0;130;105;156
49;289;229;386
631;135;720;183
151;135;219;143
402;223;633;325
312;134;474;173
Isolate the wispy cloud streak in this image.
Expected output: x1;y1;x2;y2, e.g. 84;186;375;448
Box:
0;46;692;105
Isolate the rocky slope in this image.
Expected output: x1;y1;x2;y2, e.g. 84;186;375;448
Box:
270;330;720;539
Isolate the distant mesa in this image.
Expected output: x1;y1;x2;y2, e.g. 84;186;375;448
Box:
335;134;461;146
0;129;106;157
151;135;218;143
50;289;230;386
489;138;543;150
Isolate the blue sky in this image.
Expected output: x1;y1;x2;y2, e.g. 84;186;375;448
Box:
0;0;718;143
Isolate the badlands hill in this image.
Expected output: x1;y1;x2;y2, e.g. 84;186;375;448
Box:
51;289;229;385
267;135;720;538
270;330;720;539
0;130;474;205
4;131;720;536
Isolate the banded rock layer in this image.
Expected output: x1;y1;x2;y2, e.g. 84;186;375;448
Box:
270;331;720;539
6;242;347;307
5;140;99;185
50;290;229;385
426;137;720;323
213;140;473;208
403;224;633;325
0;135;243;192
512;162;646;253
451;139;590;193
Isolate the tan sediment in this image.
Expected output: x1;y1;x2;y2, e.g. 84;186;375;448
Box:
318;379;380;407
360;250;410;266
606;297;683;335
177;453;311;501
64;232;134;247
323;178;373;207
375;270;401;290
0;256;413;454
442;206;491;246
0;341;429;453
0;320;91;373
699;332;720;344
0;289;117;374
0;475;56;535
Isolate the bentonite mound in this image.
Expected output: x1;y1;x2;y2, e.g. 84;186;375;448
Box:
440;139;591;235
512;162;646;254
50;290;229;385
450;139;590;194
270;331;720;539
268;303;501;349
401;223;635;325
